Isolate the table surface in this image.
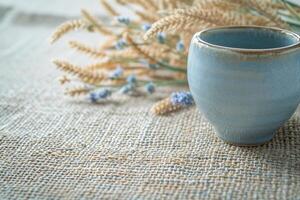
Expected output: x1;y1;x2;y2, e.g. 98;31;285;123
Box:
1;1;300;199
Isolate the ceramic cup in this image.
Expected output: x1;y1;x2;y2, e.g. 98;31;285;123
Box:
188;26;300;145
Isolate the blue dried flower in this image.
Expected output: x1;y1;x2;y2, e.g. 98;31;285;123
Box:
117;16;130;25
148;63;158;69
98;89;112;99
89;89;112;102
126;74;136;84
139;59;158;69
109;66;123;79
115;38;127;50
145;82;155;94
142;23;152;31
176;40;185;52
157;32;166;44
171;91;194;106
120;84;134;94
89;92;98;103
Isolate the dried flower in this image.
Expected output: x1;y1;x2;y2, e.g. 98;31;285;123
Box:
98;89;112;98
176;40;184;52
89;88;112;102
109;66;123;79
89;92;99;102
117;16;131;25
126;74;136;84
115;38;127;50
139;59;158;69
157;32;166;44
145;82;155;94
171;91;194;106
120;84;134;94
50;0;297;110
142;23;152;31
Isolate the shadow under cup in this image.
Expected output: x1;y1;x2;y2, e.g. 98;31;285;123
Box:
187;26;300;145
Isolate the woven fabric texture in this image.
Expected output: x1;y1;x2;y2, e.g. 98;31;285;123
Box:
1;1;300;199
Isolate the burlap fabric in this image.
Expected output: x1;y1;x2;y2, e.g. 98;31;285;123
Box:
1;1;300;199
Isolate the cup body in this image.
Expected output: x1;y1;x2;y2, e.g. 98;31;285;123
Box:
188;26;300;145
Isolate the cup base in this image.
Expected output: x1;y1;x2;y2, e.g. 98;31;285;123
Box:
215;129;277;146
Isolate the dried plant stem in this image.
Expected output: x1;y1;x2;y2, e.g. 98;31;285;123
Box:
50;19;85;44
69;41;106;58
124;32;156;62
81;9;113;35
124;32;185;72
107;48;140;59
100;0;119;16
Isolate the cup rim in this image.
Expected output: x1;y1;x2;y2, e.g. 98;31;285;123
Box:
194;26;300;55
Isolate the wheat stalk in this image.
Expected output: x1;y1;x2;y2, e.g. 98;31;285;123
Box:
69;41;106;58
81;9;114;35
49;19;85;44
65;86;91;96
151;97;182;115
100;0;119;16
123;32;156;62
53;60;106;84
144;4;275;40
107;48;140;59
84;60;118;71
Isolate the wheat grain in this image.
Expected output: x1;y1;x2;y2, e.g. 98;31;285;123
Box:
52;60;106;84
84;60;117;71
65;86;91;96
49;19;85;44
151;97;182;115
69;41;106;58
144;4;275;40
58;76;71;85
144;13;211;40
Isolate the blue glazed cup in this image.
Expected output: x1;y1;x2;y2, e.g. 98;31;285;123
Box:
188;26;300;145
